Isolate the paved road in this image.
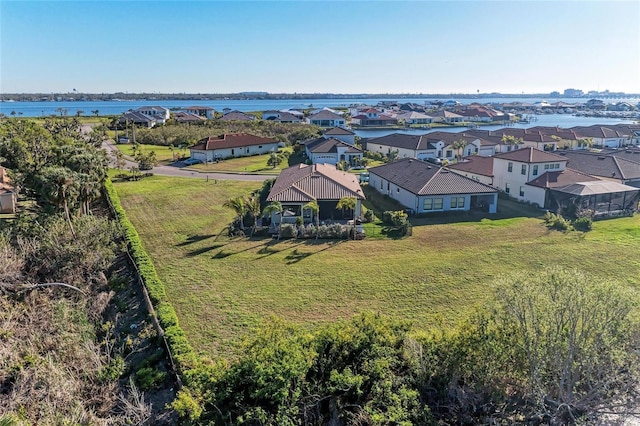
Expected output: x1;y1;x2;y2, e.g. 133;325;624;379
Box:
101;139;277;182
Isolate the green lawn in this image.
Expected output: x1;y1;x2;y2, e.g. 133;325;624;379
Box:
189;147;296;174
114;175;640;359
115;143;189;165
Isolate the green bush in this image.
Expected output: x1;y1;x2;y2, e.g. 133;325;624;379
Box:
544;211;571;231
382;210;408;226
363;208;375;223
134;366;167;390
573;216;592;232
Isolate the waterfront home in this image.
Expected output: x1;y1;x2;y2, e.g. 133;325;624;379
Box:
173;111;206;124
350;108;398;127
322;127;356;145
184;106;215;119
364;133;444;161
306;110;346;128
134;106;170;124
394;111;434;125
262;110;303;123
368;158;498;214
571;125;629;148
118;111;157;128
428;110;464;123
558;151;640;188
189;133;279;162
266;163;365;225
302;137;363;166
219;110;256;121
448;156;495;186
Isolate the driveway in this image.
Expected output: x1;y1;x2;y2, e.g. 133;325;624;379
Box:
101;139;277;182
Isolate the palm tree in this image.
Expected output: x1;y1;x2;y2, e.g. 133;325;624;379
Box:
263;201;283;240
501;135;523;151
336;196;357;240
245;195;262;237
223;196;246;231
387;150;399;162
578;137;594;149
92;109;100;117
451;138;467;161
303;199;320;240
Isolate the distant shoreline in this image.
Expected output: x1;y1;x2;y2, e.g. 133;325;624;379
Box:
2;92;639;103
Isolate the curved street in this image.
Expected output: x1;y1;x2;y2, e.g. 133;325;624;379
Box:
101;139;277;182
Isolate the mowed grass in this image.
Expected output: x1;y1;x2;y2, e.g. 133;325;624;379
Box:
189;147;294;174
114;175;640;359
116;144;188;165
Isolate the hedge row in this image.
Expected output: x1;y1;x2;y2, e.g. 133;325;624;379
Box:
104;179;198;371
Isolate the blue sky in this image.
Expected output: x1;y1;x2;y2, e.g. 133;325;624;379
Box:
1;1;639;94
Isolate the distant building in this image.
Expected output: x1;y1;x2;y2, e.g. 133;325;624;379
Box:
563;88;584;97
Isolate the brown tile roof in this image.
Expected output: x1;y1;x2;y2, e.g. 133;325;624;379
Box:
526;168;600;189
494;147;568;163
308;110;344;120
369;158;497;196
191;133;278;150
174;112;206;122
558;151;640;180
448;156;495;177
571;125;625;139
267;164;365;202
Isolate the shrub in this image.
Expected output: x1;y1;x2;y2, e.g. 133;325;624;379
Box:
544;211;571;231
279;224;297;239
382;210;408;227
363;208;375;223
573;216;592;232
134;366;167;390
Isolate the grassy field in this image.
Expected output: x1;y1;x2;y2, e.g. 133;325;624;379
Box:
115;143;189;165
114;175;640;359
189;147;296;174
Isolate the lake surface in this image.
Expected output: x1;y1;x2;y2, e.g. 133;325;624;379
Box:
1;96;639;118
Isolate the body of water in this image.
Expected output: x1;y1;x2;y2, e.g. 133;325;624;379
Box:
1;96;639;118
354;114;639;139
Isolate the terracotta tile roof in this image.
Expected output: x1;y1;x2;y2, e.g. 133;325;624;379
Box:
369;158;497;196
304;137;362;154
448;156;495;177
526;168;600;189
494;147;567;163
191;133;278;151
323;127;355;136
267;164;365;202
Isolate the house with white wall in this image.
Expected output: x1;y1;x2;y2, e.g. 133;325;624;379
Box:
184;106;215;119
189;133;280;162
364;133;443;161
306;110;346;127
303;137;363;166
368;158;498;214
322;127;356;145
134;106;170;124
493;147;568;207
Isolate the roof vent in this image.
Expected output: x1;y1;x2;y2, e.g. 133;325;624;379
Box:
426;166;431;169
597;156;606;160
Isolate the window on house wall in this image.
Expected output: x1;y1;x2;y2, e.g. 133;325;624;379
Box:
508;162;513;172
451;197;464;209
554;163;560;169
423;198;433;210
458;197;465;208
520;186;525;197
434;198;443;210
521;164;527;175
380;179;383;190
506;183;511;194
533;165;538;176
446;150;452;157
544;164;550;170
397;188;400;193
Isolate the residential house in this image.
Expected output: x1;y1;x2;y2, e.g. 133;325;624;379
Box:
492;147;568;207
526;167;601;212
364;133;444;161
262;110;303;123
543;180;639;217
118;111;157;128
585;99;606;110
184;106;216;119
266;163;365;225
0;166;16;214
189;133;280;162
350;108;398;126
448;156;495;186
394;111;434;125
173;111;206;124
495;128;559;151
306;110;346;128
368;158;498;214
423;131;480;160
322;127;356;145
134;106;170;124
219;110;256;121
429;110;463;123
572;125;629;148
302;137;363;166
558;151;640;188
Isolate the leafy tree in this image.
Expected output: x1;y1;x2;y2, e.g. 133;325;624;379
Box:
386;149;399;162
501;134;523;151
451;138;467;160
135;150;157;170
75;110;84;117
303;199;320;240
37;166;79;237
91;109;99;117
336;196;357;239
578;137;594;149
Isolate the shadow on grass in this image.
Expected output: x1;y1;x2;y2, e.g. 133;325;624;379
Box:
176;234;217;247
186;243;227;257
284;239;346;264
212;240;283;260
